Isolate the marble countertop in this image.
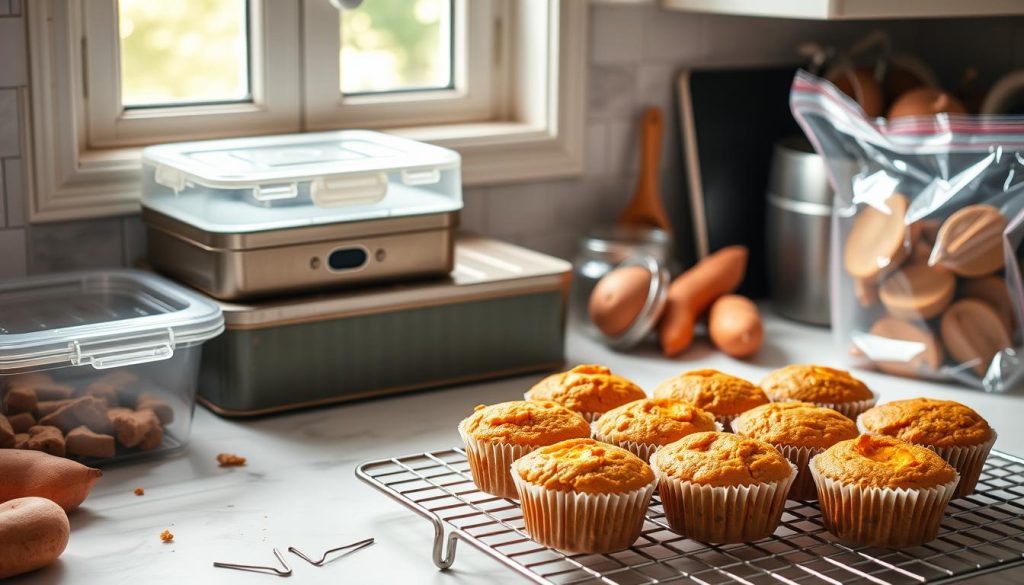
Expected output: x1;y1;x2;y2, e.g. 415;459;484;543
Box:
11;314;1024;585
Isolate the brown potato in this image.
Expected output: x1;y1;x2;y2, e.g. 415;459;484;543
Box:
0;497;70;579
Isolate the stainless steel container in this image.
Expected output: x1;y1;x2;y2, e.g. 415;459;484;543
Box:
197;236;571;416
766;137;833;325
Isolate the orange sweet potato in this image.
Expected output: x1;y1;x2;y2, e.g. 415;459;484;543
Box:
0;497;70;579
0;450;102;511
658;246;748;356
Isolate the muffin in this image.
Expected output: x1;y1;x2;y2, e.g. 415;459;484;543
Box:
512;438;656;553
525;365;646;422
733;402;858;500
810;434;958;547
593;398;718;462
759;364;877;420
458;401;590;498
651;431;797;543
858;398;995;497
652;369;768;430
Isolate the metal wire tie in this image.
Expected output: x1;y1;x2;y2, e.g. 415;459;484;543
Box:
288;537;375;566
213;547;293;577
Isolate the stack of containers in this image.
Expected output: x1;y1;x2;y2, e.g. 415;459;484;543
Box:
139;130;572;417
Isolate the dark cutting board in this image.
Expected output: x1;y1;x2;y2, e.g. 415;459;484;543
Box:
677;65;801;298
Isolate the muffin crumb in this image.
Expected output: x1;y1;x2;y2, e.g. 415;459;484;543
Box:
134;487;145;496
160;530;174;543
217;453;247;467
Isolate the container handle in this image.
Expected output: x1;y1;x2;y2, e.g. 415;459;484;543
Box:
72;330;176;370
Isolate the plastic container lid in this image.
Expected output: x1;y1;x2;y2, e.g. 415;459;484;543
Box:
0;270;224;371
141;130;462;234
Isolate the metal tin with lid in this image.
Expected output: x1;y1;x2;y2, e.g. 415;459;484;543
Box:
141;130;462;300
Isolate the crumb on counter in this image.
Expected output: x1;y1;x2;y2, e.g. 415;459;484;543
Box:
134;487;145;496
217;453;246;467
160;530;174;543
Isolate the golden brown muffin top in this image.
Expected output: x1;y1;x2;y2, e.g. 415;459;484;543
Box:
525;365;646;415
733;402;858;449
594;398;716;445
859;398;993;448
652;369;768;417
460;400;590;446
652;431;793;487
514;438;655;493
760;364;873;404
814;435;956;489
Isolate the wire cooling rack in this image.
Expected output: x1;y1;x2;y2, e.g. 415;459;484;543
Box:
356;448;1024;585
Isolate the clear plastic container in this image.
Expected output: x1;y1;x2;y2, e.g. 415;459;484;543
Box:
0;270;224;464
140;129;462;233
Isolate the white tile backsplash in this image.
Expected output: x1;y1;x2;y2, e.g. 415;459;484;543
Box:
591;5;645;65
0;89;19;158
3;157;23;227
0;227;25;278
0;17;27;86
2;6;1024;276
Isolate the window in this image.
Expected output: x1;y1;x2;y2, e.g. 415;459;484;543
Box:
26;0;586;221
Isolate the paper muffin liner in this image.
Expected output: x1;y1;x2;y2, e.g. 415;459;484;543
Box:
591;422;724;463
773;391;878;421
773;444;825;500
458;421;534;499
856;420;996;499
651;457;797;544
715;414;739;432
808;454;959;548
511;467;656;553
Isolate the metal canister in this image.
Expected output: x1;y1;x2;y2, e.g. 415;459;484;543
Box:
766;137;834;325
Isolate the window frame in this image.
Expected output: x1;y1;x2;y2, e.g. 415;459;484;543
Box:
81;0;302;147
304;0;499;130
24;0;586;222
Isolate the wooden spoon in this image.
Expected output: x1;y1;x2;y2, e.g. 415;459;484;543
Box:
618;107;672;231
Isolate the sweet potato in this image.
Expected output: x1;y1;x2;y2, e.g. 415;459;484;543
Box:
136;393;174;425
32;384;74;402
0;450;102;511
0;497;70;579
36;399;75;417
658;246;748;356
708;294;763;358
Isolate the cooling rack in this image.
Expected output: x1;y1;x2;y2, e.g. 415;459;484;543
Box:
356;448;1024;584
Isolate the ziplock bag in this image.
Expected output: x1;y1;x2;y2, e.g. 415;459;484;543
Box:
791;70;1023;392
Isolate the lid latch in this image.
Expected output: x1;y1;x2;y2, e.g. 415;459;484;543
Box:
72;330;175;370
253;183;299;203
311;173;388;208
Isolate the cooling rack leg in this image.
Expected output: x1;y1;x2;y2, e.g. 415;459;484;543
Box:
431;517;459;570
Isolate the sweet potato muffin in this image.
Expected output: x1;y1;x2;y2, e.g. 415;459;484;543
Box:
858;398;995;496
810;435;958;547
593;398;717;462
652;369;768;430
733;402;858;499
759;364;876;419
526;365;646;421
512;438;656;553
458;400;590;498
651;432;796;543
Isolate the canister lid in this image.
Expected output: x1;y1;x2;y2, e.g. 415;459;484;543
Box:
0;270;224;371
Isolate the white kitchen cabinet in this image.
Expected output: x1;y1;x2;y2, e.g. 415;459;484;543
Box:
661;0;1024;20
